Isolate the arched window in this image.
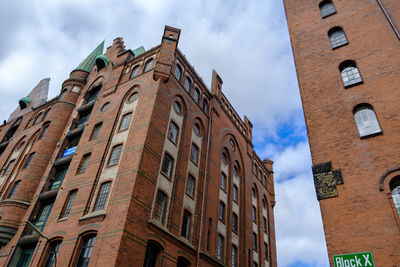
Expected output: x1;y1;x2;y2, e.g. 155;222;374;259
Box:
143;241;163;267
353;105;381;137
76;233;97;266
194;88;200;104
144;59;153;72
174;64;182;81
177;256;191;267
390;178;400;218
328;27;348;49
44;239;62;267
184;77;191;92
130;65;140;78
339;61;362;88
319;0;336;18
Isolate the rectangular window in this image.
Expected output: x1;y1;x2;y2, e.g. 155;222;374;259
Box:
203;99;209;113
108;144;122;166
161;153;173;177
217;235;224;260
167;121;179;144
76;234;96;266
4;160;15;175
186;174;195;197
45;240;61;267
264;242;269;260
77;112;90;127
232;213;238;233
49;166;68;190
119;113;132;132
90;122;102;140
252;233;257;250
85;86;100;104
77;154;91;174
39;125;49;139
232;245;237;267
263;217;267;233
233;185;238;202
7;180;20;198
94;182;111;211
221;173;226;191
252;206;257;222
190;144;199;165
32;203;53;232
61;190;77;218
219;202;225;222
23;152;35;169
154;191;167;223
181;210;191;238
194;89;200;104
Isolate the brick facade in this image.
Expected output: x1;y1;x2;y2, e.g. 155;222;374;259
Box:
0;26;276;267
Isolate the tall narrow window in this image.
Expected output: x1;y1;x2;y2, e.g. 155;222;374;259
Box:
108;144;122;166
232;245;237;267
194;88;200;104
328;27;348;49
119;113;132;131
339;61;362;88
49;166;68;190
130;65;140;78
233;185;238;202
263;217;267;233
181;210;191;238
354;105;381;137
252;206;257;222
32;203;53;231
154;191;167;223
34;113;43;124
61;190;77;218
77;154;91;174
4;159;15;175
23;152;35;169
252;233;257;250
203;99;209;114
90;123;102;140
232;213;238;232
45;240;62;267
319;0;336;18
217;235;224;260
219;202;225;222
39;125;49;139
59;89;67;101
264;242;269;261
174;64;182;81
7;180;20;198
42;109;50;121
221;173;227;191
143;242;162;267
190;144;199;165
76;234;96;267
186;174;195;197
144;59;153;72
184;77;191;92
84;86;100;105
161;153;173;178
168;121;179;144
390;178;400;218
94;182;111;211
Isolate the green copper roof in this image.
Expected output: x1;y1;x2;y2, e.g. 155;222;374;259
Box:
132;46;145;58
95;54;110;68
19;97;31;109
74;40;105;72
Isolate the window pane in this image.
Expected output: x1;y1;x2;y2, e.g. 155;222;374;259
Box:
144;59;153;72
7;180;20;198
45;240;61;267
329;28;348;49
50;166;68;190
320;2;336;18
119;113;132;131
184;77;191;92
217;235;223;260
391;182;400;218
221;173;226;191
252;206;257;222
203;100;209;113
174;65;182;80
190;144;199;164
77;235;96;267
39;125;49;139
219;202;225;222
168;122;179;144
130;65;140;78
4;160;15;175
341;64;362;87
108;144;122;165
232;246;237;267
78;154;90;174
233;185;238;202
181;211;191;238
161;154;173;177
90;123;102;140
154;191;167;223
354;107;381;137
253;233;257;250
194;89;200;104
62;190;77;218
94;182;111;211
33;203;53;232
264;243;269;260
186;175;195;197
233;213;238;232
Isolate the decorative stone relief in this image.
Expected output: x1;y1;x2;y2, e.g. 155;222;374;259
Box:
312;162;343;200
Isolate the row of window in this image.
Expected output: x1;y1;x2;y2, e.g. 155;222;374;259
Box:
130;58;154;79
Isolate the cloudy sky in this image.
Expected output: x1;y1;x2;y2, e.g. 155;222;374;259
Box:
0;0;328;266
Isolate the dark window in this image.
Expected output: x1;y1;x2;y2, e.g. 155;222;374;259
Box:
252;206;257;222
190;144;199;165
181;210;191;238
154;191;167;223
90;123;102;140
144;59;153;72
193;123;200;136
42;109;50;121
49;166;68;190
232;245;237;267
264;242;269;261
390;178;400;218
108;144;122;166
252;233;257;250
16;247;35;267
203;99;209;114
77;154;90;174
94;182;111;211
219;202;225;222
61;190;77;218
100;102;111;112
168;121;179;144
186;174;195;197
4;159;15;175
354;105;381;137
2;117;22;143
161;154;173;177
339;61;362;88
194;88;200;104
177;257;191;267
222;153;227;164
130;65;140;78
184;77;191;92
32;203;53;231
174;64;182;81
233;185;238;202
119;113;132;131
232;213;238;232
328;27;348;49
84;86;100;105
39;125;49;139
34;113;43;124
143;242;162;267
59;89;67;101
76;234;96;267
44;240;61;267
233;166;238;176
77;112;90;128
7;180;20;198
221;173;227;191
173;101;181;114
319;0;336;18
263;217;267;233
217;235;224;260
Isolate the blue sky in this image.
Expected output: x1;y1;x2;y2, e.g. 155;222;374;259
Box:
0;0;329;266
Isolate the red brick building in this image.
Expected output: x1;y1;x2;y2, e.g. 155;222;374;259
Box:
283;0;400;266
0;26;276;267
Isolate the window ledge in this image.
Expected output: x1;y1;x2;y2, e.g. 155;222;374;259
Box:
54;155;73;167
360;131;383;139
0;199;30;208
79;210;106;225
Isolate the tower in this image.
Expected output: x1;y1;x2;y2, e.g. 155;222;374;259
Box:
283;0;400;266
0;26;276;266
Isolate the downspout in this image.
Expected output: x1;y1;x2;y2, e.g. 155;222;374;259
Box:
196;108;213;266
376;0;400;41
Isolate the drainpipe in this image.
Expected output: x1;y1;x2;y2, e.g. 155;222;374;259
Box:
376;0;400;41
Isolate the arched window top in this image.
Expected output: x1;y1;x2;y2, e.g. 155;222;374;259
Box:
328;27;348;49
353;104;382;137
144;59;154;72
130;65;140;78
339;60;362;88
390;177;400;219
184;77;191;92
174;64;182;81
319;0;336;18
